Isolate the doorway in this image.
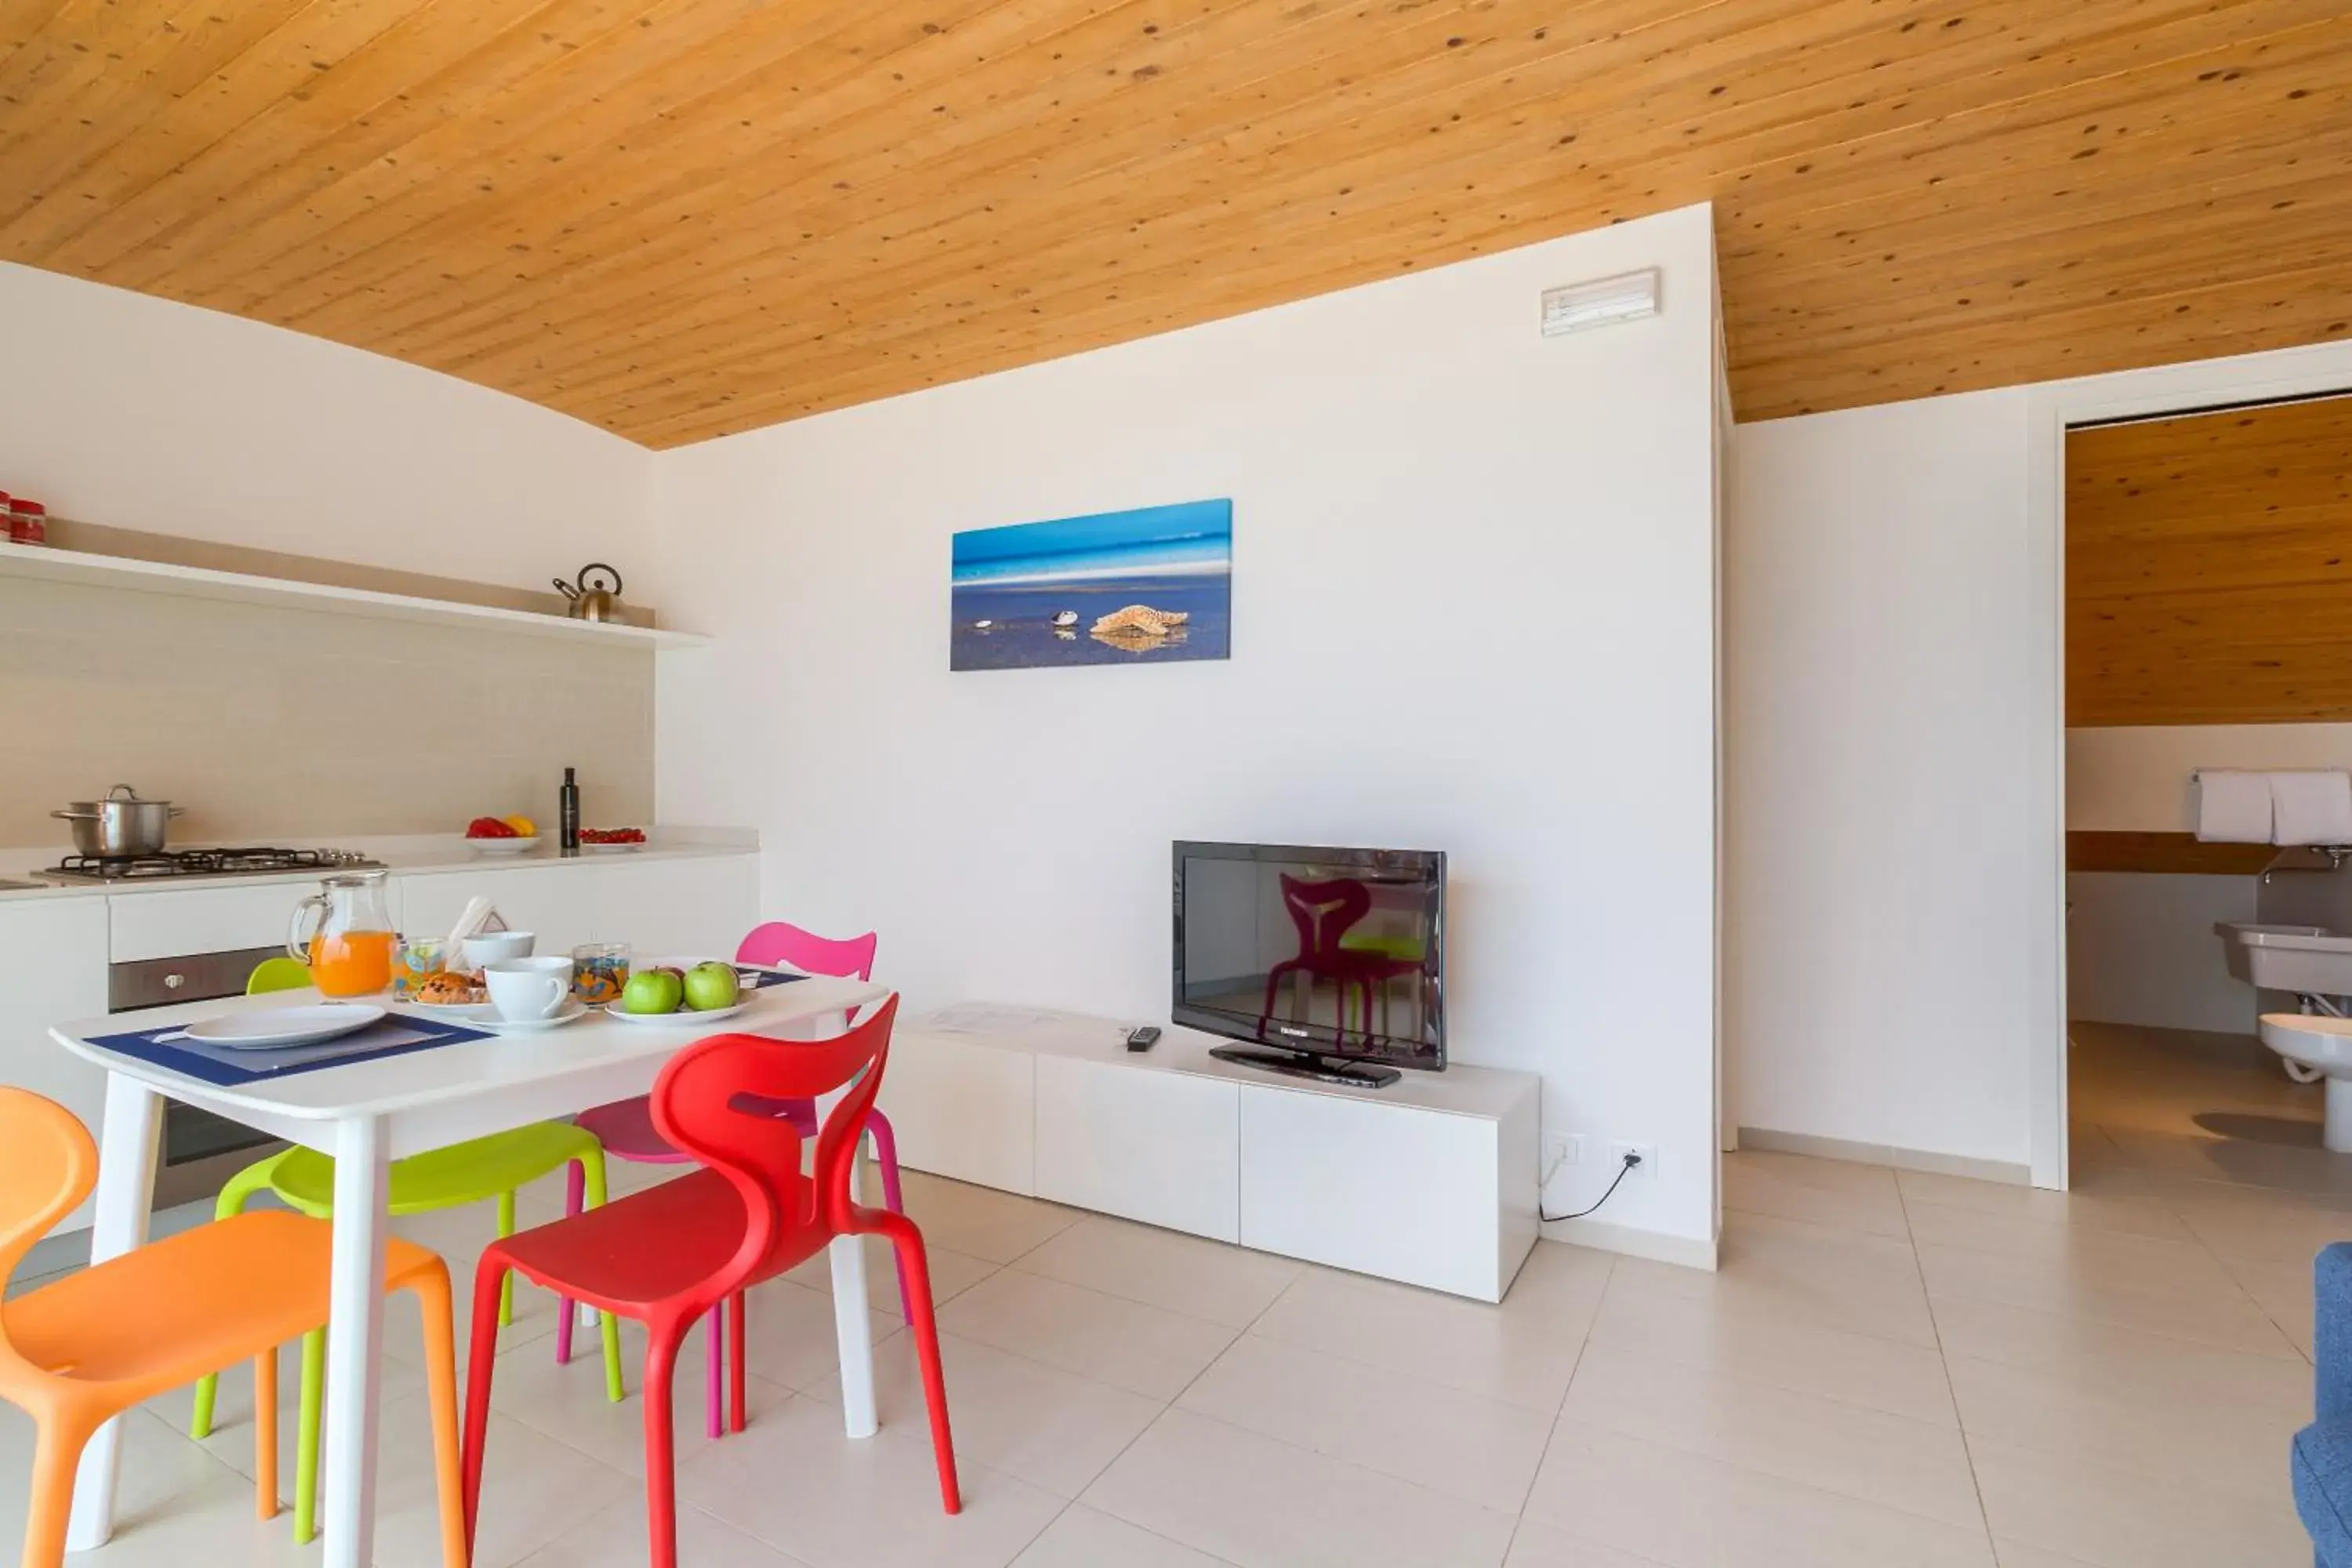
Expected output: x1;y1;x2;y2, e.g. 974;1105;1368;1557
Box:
2063;391;2352;1192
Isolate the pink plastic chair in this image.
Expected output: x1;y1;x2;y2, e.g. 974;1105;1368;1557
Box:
1258;873;1421;1044
565;923;909;1438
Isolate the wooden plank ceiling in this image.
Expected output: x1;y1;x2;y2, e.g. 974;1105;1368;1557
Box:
2068;394;2352;727
2;0;2347;448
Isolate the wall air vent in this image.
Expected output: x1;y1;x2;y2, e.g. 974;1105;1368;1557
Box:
1541;268;1661;336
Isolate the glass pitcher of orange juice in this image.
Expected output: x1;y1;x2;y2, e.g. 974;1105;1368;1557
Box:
287;871;396;998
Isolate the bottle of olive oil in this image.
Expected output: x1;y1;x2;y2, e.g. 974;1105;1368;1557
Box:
558;767;580;853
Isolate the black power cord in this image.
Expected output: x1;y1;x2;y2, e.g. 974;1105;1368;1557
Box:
1541;1150;1642;1222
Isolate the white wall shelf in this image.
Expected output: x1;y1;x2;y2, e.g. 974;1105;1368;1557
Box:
0;539;708;649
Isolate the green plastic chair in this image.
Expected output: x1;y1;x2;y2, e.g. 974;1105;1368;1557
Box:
189;957;624;1543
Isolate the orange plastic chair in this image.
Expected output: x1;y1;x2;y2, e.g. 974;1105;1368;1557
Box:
0;1087;469;1568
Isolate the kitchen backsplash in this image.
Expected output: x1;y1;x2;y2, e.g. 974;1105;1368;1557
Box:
0;575;653;848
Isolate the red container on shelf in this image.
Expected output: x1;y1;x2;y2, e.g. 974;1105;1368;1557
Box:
6;496;47;545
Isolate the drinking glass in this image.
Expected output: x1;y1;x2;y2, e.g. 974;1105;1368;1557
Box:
572;942;630;1006
392;937;448;1001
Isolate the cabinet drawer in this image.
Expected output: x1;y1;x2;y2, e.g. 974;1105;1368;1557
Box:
1035;1054;1239;1240
109;880;343;963
1240;1086;1502;1300
877;1031;1035;1194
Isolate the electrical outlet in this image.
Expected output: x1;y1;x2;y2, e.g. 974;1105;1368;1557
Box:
1605;1142;1657;1180
1542;1134;1582;1183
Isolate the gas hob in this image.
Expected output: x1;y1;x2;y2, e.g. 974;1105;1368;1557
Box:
38;846;383;883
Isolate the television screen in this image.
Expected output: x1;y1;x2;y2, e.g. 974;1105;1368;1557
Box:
1171;841;1446;1071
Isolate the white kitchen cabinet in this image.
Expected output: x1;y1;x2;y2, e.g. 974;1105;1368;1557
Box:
395;864;594;956
0;898;112;1236
1034;1052;1241;1240
110;880;352;963
579;854;759;957
395;854;756;960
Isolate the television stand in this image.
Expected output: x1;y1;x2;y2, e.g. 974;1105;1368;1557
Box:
1209;1044;1403;1089
882;1010;1539;1301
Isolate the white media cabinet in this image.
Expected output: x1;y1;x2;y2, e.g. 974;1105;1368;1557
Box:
875;1009;1541;1302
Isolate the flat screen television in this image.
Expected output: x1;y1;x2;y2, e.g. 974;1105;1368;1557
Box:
1171;840;1446;1085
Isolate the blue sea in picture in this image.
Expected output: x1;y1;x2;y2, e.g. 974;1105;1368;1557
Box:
951;499;1232;671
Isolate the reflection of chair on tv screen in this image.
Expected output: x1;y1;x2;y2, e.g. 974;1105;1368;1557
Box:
1258;873;1425;1045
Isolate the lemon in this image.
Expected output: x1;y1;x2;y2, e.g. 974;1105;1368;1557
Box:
502;814;537;837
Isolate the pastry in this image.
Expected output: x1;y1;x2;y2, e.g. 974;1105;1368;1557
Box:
414;970;483;1005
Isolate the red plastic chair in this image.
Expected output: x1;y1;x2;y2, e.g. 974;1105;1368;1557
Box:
1259;874;1422;1042
564;921;911;1429
462;996;958;1568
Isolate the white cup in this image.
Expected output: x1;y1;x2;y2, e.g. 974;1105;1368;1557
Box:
483;956;572;1021
462;930;535;970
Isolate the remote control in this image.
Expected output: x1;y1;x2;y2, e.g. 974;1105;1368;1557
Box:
1125;1025;1161;1051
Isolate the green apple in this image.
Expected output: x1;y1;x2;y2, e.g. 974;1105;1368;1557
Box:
620;968;684;1015
682;961;742;1011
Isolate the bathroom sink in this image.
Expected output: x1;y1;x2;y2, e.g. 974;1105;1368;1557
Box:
2217;922;2352;995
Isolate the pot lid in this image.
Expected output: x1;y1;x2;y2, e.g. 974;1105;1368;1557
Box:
67;784;169;808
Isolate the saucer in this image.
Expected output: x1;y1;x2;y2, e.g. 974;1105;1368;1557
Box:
474;998;591;1033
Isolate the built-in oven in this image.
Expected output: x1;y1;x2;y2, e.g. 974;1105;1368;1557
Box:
110;946;289;1209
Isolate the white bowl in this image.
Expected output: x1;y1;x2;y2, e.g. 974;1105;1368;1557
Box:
461;930;536;970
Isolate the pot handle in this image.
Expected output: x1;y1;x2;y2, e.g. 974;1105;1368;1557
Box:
51;809;96;821
288;894;328;964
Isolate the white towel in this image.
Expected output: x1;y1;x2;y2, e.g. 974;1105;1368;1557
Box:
2194;770;2272;843
2269;770;2352;847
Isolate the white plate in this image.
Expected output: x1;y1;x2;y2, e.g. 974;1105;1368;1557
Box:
466;835;541;855
605;996;756;1027
580;839;644;854
474;998;592;1033
405;994;492;1018
184;1003;387;1051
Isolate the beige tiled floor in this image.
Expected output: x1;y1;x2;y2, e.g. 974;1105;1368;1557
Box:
1;1134;2332;1568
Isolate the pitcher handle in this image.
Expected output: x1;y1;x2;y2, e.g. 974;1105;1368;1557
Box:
288;893;327;964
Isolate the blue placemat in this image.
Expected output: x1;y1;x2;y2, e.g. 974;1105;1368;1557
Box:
740;967;809;989
85;1013;494;1088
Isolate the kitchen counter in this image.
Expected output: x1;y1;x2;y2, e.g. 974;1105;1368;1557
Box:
0;829;758;903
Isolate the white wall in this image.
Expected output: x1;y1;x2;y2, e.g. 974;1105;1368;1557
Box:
0;263;651;590
1732;335;2352;1182
1727;390;2039;1170
652;205;1724;1255
2065;872;2256;1034
2071;724;2352;830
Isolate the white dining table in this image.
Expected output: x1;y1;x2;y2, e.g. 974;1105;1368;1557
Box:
49;971;891;1568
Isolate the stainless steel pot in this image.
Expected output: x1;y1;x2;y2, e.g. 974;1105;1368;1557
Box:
53;784;184;858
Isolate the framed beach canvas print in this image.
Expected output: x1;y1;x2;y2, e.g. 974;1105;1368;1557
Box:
950;498;1232;671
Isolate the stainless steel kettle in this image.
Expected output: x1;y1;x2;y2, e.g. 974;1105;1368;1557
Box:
553;562;624;622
